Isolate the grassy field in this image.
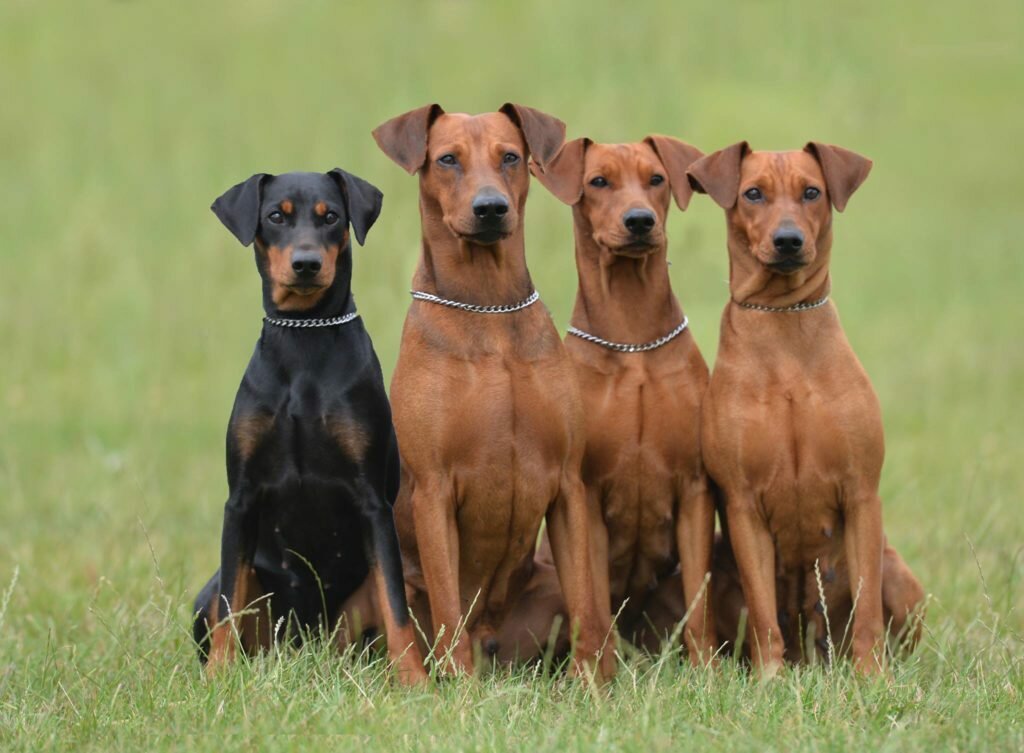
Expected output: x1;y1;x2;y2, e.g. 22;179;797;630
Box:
2;0;1022;750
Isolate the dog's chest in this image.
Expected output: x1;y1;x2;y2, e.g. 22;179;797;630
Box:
578;363;700;587
579;360;702;485
705;346;883;559
708;337;881;466
443;353;576;497
396;336;581;463
233;367;382;489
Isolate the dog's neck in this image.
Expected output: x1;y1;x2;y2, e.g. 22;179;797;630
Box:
726;227;832;310
257;246;356;321
411;196;534;306
570;207;683;344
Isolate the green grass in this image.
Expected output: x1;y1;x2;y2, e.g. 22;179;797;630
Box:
1;1;1022;750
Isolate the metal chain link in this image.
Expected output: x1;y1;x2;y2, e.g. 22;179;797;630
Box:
734;295;830;313
410;289;540;314
263;311;360;328
567;316;689;353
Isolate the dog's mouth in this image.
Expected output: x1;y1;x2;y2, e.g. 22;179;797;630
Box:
766;257;808;274
610;239;659;258
285;283;327;295
457;228;511;246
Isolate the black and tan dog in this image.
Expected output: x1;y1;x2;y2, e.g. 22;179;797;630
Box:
192;169;427;685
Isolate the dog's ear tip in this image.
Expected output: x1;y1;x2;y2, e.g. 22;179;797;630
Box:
211;173;268;247
373;104;445;174
331;167;384;246
805;141;872;211
645;135;704;211
500;103;567;167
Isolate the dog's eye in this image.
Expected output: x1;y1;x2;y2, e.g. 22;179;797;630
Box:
743;187;763;203
803;186;821;201
324;211;339;225
589;176;609;188
438;154;458;167
268;211;284;224
503;152;520;165
650;175;665;186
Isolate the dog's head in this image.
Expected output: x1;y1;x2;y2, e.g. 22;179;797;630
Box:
531;136;702;257
688;142;871;274
373;103;565;246
211;170;382;312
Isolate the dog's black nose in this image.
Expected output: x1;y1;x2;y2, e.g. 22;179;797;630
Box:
472;191;510;220
773;228;804;255
623;209;656;236
291;249;322;277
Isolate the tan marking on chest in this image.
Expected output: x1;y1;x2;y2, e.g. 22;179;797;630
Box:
233;415;275;459
328;419;371;460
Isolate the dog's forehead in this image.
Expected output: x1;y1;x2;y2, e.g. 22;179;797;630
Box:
429;112;524;148
586;142;661;174
742;151;824;185
262;173;343;205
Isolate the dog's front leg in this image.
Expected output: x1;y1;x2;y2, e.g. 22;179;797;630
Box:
206;491;258;674
675;474;718;665
410;480;472;675
365;504;429;685
843;491;886;674
724;490;784;678
586;486;612;631
547;475;615;682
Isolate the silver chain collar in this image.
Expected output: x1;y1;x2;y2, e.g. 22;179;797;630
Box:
410;289;540;314
263;311;360;328
567;316;689;353
734;294;830;313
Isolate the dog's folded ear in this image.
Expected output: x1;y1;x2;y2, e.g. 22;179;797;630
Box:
329;168;384;246
211;173;271;246
373;104;446;174
686;142;750;210
645;136;704;211
499;103;566;169
529;138;590;205
804;142;873;212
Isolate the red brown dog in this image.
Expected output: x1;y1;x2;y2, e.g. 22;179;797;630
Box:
687;142;925;676
531;137;718;663
373;104;614;679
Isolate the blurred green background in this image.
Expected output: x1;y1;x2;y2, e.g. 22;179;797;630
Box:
1;0;1021;747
